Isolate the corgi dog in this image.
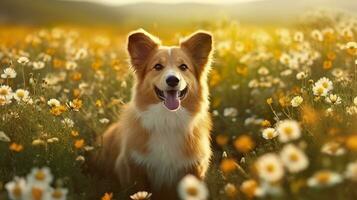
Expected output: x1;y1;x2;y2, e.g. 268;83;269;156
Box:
95;29;213;199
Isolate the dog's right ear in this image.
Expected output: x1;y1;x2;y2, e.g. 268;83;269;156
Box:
127;29;160;70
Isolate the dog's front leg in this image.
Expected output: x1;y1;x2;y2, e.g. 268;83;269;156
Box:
115;154;132;186
115;154;149;193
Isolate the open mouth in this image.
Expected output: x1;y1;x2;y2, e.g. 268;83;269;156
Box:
154;85;188;111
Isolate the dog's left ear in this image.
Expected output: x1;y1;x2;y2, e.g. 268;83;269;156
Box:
180;31;213;75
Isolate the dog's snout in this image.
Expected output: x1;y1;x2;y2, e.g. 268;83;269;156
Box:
166;76;180;87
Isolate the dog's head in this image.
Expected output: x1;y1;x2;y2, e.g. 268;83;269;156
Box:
128;29;213;112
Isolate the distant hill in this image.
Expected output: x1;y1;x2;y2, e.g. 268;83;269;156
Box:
0;0;356;26
0;0;122;25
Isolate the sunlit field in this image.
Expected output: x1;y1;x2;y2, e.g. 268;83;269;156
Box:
0;9;357;200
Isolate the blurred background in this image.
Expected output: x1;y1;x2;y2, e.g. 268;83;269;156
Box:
1;0;356;28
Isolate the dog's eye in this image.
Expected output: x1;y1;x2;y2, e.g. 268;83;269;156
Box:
153;64;164;71
179;64;188;71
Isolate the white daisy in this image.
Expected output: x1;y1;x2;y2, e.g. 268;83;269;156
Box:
99;118;110;124
240;179;265;198
47;98;60;107
17;56;29;65
61;118;74;128
325;94;342;105
311;29;323;41
14;89;30;102
280;69;292;76
0;85;13;100
315;77;333;92
74;48;88;60
331;68;344;78
27;167;53;186
223;107;238;117
345;161;357;181
321;142;346;156
47;137;59;144
262;128;278;140
293;31;304;42
257;67;269;75
291;96;303;107
307;170;342;187
32;61;45;70
5;177;27;200
255;153;284;183
276;120;301;143
346;106;357;115
346;41;357;50
280;144;309;173
75;155;85;163
223;183;237;198
65;61;77;70
25;182;51;200
178;174;208;200
260;181;283;196
296;71;307;80
279;53;291;65
32;139;46;146
1;67;17;79
313;84;328;97
325;108;334;117
50;187;68;200
0;96;12;105
130;191;152;200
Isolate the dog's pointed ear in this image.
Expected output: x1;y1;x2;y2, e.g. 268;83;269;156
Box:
127;29;161;69
180;31;213;74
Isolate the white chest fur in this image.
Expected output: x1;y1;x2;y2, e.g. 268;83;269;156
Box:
132;103;198;188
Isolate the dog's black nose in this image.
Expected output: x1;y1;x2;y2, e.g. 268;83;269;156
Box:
166;76;180;87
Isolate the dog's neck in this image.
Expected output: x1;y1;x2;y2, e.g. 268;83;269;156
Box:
135;103;195;135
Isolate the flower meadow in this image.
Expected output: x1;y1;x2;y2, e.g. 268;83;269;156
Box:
0;10;357;200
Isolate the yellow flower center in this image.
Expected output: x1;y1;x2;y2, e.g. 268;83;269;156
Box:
0;89;8;96
187;186;198;196
17;91;24;98
267;131;274;139
328;143;339;153
316;172;331;184
12;185;22;198
261;120;271;127
283;58;289;64
289;153;299;162
52;190;63;198
32;188;43;200
317;87;324;95
35;171;46;181
283;127;293;136
322;82;329;88
266;164;275;173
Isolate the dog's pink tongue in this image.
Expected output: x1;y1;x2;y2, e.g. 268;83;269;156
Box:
164;91;180;111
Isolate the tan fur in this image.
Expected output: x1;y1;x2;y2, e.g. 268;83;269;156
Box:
95;29;213;200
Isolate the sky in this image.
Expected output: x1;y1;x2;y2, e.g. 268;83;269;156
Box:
69;0;263;5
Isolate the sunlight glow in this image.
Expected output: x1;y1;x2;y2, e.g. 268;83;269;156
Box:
70;0;264;5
